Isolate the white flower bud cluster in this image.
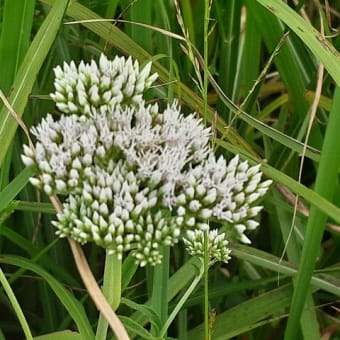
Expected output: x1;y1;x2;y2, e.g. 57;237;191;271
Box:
183;229;231;264
22;54;272;266
23;114;101;195
50;160;183;265
50;53;158;115
174;154;272;244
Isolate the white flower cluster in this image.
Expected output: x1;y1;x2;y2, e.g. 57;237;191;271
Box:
50;54;158;115
183;229;231;264
22;54;272;266
53;160;183;266
176;154;272;244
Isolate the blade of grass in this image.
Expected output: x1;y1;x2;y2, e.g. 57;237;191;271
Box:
0;225;79;286
33;330;82;340
104;0;119;20
0;254;94;339
273;188;320;339
180;0;196;47
0;265;33;340
150;246;170;336
0;0;70;167
0;167;35;212
188;284;294;339
120;297;161;332
0;0;35;95
229;243;340;297
274;187;320;340
13;201;55;214
206;55;320;162
214;0;242;120
119;316;156;339
246;0;310;119
240;3;262;103
284;86;340;338
129;0;152;53
159;259;204;338
256;0;340;85
0;0;35;191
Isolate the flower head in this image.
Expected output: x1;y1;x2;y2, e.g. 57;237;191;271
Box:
22;54;272;266
183;229;231;264
50;54;158;116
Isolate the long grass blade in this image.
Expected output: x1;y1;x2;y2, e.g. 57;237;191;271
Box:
256;0;340;85
0;255;94;338
0;0;70;166
0;167;35;212
284;86;340;338
0;0;35;95
0;266;33;339
188;284;293;339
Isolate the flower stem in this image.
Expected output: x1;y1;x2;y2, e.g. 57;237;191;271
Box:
204;230;210;340
159;259;204;338
151;245;169;336
202;0;211;126
203;0;212;335
95;251;122;340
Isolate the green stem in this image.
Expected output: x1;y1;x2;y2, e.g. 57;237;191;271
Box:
202;0;210;126
159;260;204;338
204;230;210;340
0;266;33;340
203;0;211;337
151;245;169;336
95;251;122;340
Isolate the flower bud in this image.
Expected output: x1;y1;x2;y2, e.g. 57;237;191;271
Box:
21;155;34;167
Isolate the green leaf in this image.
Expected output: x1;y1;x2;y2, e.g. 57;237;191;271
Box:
0;167;35;212
0;0;35;95
121;297;161;333
0;266;33;339
120;315;157;340
0;255;94;339
0;0;70;166
230;243;340;297
255;0;340;85
285;86;340;338
33;330;82;340
188;284;293;339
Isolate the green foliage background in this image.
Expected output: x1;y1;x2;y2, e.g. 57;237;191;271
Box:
0;0;340;339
